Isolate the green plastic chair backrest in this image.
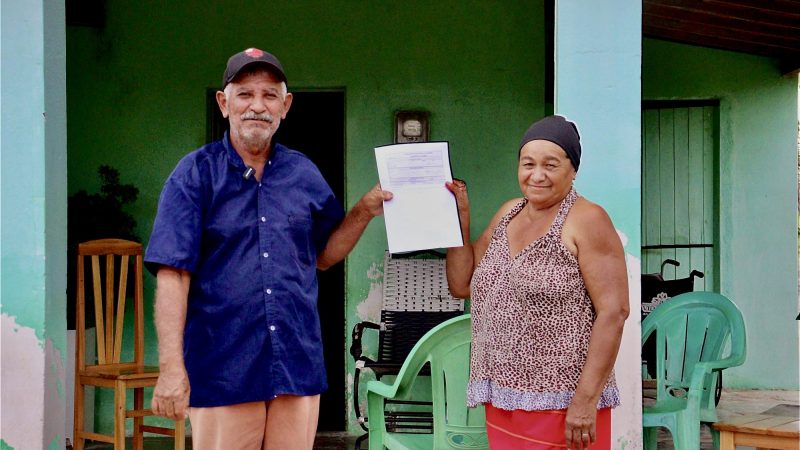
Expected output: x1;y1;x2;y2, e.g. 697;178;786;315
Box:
641;291;746;421
391;314;488;449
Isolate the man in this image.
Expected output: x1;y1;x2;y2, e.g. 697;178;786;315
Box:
145;48;391;450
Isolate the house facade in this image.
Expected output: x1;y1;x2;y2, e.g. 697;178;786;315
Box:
2;1;796;449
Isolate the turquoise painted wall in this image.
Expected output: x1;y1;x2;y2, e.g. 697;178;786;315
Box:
643;39;799;389
555;1;642;447
1;1;68;448
66;1;546;433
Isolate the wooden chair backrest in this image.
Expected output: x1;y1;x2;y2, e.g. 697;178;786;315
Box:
75;239;144;371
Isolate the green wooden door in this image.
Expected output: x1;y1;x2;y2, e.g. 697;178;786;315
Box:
641;102;718;291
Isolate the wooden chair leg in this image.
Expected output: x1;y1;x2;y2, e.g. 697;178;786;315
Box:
114;380;127;450
133;387;144;450
174;418;186;450
73;380;85;450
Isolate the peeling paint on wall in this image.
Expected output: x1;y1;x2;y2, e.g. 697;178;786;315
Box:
611;248;644;450
46;436;62;450
347;261;385;425
1;314;45;450
345;373;355;421
44;338;66;448
45;341;66;402
356;261;384;323
0;313;67;449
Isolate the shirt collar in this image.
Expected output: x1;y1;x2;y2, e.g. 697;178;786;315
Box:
223;130;283;171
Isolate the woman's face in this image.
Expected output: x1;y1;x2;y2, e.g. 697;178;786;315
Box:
518;139;576;207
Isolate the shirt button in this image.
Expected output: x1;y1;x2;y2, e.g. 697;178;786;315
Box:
269;325;276;331
266;288;272;294
261;217;266;222
263;252;269;258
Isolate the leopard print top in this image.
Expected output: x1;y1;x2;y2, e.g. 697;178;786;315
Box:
466;188;620;411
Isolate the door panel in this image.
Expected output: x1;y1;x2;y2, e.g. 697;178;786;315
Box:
207;89;347;431
642;103;718;291
274;91;346;432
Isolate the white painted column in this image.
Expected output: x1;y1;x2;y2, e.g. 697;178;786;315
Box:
1;1;68;449
554;1;643;448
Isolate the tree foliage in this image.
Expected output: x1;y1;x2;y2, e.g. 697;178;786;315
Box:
67;165;139;329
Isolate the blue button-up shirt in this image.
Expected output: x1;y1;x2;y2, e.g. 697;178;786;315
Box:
145;132;344;407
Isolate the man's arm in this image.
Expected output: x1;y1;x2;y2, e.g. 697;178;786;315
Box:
317;184;392;270
151;266;192;420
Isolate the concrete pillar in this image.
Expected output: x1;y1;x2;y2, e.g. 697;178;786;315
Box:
1;1;68;449
554;1;642;447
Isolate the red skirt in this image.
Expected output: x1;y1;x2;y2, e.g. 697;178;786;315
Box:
485;404;612;450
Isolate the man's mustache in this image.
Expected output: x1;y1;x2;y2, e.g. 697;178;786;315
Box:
241;111;274;123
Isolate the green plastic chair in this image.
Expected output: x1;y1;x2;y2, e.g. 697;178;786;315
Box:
642;292;746;450
366;314;488;450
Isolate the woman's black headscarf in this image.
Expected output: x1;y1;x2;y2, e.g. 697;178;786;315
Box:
519;115;582;172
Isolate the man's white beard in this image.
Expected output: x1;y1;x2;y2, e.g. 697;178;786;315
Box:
234;125;275;150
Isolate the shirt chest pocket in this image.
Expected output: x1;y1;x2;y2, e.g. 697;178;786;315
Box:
287;214;314;265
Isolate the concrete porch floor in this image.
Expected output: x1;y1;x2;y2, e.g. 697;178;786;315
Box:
79;389;798;450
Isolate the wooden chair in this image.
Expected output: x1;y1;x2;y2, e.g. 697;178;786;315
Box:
73;239;185;450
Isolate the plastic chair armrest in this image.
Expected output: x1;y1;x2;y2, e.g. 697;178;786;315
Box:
350;321;381;360
690;348;746;384
366;378;398;400
688;363;716;395
706;354;745;371
688;359;739;399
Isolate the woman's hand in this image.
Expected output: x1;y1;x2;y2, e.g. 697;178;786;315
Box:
445;179;470;236
565;398;596;450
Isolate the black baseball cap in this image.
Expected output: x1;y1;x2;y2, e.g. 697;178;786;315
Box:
222;48;287;88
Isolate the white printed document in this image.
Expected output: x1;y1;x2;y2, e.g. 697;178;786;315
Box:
374;142;464;253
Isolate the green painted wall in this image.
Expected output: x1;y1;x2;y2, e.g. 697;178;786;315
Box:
66;1;546;433
643;38;799;389
1;0;68;448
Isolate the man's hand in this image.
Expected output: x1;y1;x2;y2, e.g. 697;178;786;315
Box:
152;267;191;420
356;183;393;218
317;183;392;270
152;366;191;420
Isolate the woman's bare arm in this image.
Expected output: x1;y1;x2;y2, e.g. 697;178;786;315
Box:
563;199;629;449
445;179;518;298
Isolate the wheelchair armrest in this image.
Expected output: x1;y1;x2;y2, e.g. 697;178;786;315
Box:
660;259;680;273
690;270;705;279
350;321;381;360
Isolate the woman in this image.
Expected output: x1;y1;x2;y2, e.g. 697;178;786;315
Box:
446;115;629;450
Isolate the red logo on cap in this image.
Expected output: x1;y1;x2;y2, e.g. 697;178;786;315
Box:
245;48;264;58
